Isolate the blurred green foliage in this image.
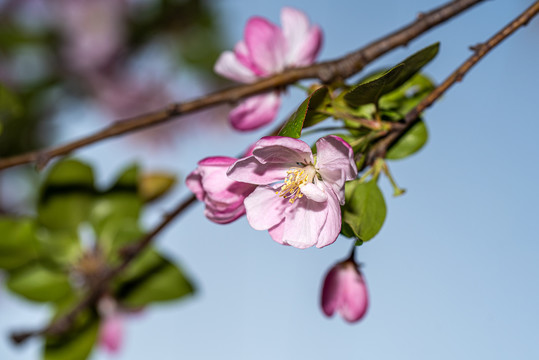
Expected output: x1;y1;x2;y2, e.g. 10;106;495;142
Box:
0;158;193;360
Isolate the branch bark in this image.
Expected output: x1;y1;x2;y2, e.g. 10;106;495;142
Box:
0;0;485;171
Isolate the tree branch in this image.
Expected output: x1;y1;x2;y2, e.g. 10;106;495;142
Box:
0;0;485;171
365;0;539;166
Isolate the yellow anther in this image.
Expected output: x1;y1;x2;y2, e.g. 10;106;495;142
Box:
276;168;310;203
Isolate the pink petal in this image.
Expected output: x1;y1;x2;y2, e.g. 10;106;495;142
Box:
321;265;341;316
339;264;369;322
245;17;286;75
316;135;357;204
234;41;265;77
229;92;281;131
316;135;357;181
268;219;287;245
281;7;323;66
214;50;258;83
185;170;204;201
314;188;342;248
186;156;255;224
204;201;246;224
100;315;123;353
281;198;327;249
244;185;289;230
300;183;327;202
252;136;314;165
227;156;289;185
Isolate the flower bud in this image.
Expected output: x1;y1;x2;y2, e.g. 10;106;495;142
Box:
320;260;368;323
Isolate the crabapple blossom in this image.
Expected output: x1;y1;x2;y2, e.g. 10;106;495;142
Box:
321;259;369;323
227;135;357;249
214;7;322;131
186;146;257;224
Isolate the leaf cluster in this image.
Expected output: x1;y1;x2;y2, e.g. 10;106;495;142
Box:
0;159;192;360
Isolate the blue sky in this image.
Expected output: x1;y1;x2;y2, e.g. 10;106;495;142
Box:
1;1;539;359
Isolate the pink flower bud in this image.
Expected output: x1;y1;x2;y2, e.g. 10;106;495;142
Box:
321;260;369;323
99;314;123;353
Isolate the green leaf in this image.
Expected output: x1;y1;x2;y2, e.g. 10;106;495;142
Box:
278;86;329;138
37;230;82;266
344;43;439;107
38;159;96;233
139;173;177;203
386;120;428;160
342;180;387;241
97;218;144;262
0;83;23;121
0;218;40;270
91;164;142;235
379;73;435;117
44;308;99;360
6;263;72;303
344;64;405;107
116;250;195;308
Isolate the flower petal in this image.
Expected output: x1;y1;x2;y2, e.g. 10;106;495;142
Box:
316;135;357;181
244;185;289;230
321;265;341;316
186;156;255;224
214;50;258;83
339;265;369;322
99;315;123;353
281;7;322;66
281;198;327;249
252;136;313;165
185;170;204;201
229;92;281;131
204;201;246;224
245;17;286;74
314;188;342;248
268;219;287;245
300;182;327;202
227;156;289;185
234;41;265;77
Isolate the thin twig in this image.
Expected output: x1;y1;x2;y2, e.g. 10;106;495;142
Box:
0;0;485;171
365;0;539;166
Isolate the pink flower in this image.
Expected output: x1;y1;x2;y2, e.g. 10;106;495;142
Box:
52;0;127;74
99;313;123;353
227;135;357;249
98;296;123;353
186;156;257;224
214;7;322;131
321;260;369;323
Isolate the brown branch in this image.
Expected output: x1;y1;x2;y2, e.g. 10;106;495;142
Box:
0;0;485;171
366;0;539;166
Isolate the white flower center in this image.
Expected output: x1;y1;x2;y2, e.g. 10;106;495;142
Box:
276;164;317;203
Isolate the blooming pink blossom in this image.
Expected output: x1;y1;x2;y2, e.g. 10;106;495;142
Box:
186;154;257;224
321;260;369;323
227;135;357;248
214;7;322;131
52;0;127;74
